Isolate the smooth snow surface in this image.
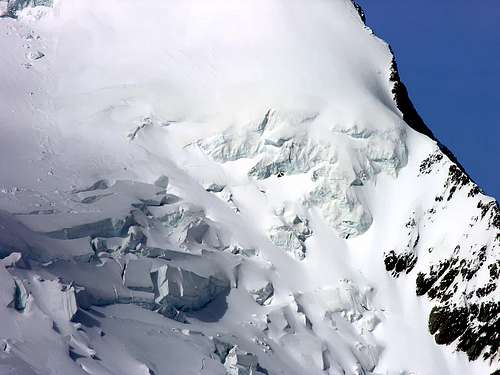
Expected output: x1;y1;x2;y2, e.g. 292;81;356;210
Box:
0;1;498;375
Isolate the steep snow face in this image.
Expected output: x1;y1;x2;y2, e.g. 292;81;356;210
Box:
0;1;498;375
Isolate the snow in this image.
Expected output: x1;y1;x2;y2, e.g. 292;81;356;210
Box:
0;1;498;374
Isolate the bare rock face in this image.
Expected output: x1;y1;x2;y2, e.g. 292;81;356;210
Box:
388;148;500;364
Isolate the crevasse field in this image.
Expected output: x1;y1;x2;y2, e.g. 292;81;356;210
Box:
0;1;498;374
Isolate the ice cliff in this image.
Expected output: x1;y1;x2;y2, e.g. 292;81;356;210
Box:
0;1;498;374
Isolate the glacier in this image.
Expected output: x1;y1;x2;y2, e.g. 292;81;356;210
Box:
0;0;498;374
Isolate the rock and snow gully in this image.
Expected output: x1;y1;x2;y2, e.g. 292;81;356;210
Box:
0;1;498;374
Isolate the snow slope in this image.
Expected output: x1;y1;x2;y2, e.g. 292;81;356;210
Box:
0;1;498;374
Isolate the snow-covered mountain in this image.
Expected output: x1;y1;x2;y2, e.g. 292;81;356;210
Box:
0;1;498;374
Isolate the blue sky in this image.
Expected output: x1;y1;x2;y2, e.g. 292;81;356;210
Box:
356;0;499;199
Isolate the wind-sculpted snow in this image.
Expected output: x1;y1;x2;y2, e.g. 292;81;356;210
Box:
0;1;498;374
